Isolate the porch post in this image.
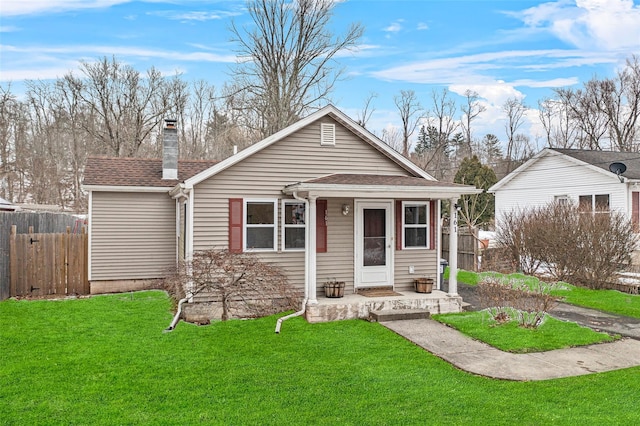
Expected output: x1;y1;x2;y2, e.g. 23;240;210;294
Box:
448;198;458;296
308;195;318;304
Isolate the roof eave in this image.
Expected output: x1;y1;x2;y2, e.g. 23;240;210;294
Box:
283;183;482;199
82;185;172;193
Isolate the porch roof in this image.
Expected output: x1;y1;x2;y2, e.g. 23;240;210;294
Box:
283;174;482;199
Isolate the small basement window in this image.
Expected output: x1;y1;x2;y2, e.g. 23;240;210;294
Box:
320;123;335;146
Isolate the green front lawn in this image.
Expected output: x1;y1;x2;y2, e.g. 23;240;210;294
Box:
449;267;640;319
434;311;616;353
2;291;640;425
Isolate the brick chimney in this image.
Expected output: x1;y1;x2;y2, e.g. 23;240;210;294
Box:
163;119;178;180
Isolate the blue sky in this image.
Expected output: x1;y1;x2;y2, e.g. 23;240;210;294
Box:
2;0;640;151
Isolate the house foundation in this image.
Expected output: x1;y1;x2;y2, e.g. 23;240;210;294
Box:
305;290;464;323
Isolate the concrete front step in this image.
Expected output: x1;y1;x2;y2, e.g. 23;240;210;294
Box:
369;309;431;322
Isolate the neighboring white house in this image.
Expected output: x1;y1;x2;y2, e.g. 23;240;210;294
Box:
490;147;640;230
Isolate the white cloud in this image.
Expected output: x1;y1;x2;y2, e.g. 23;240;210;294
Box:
0;43;237;83
417;22;429;31
512;0;640;51
0;26;20;33
148;10;242;22
1;0;130;16
371;49;587;85
383;20;404;33
0;44;237;63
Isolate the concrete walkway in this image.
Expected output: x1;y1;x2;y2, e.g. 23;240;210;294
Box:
381;318;640;381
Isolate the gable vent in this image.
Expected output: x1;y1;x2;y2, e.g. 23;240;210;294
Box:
320;123;335;146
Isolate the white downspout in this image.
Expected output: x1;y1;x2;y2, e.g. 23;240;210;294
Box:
164;292;193;332
167;187;192;331
275;191;309;333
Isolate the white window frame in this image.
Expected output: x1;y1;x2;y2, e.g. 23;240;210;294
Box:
579;194;610;214
554;195;569;205
244;199;278;252
281;199;307;251
402;201;430;249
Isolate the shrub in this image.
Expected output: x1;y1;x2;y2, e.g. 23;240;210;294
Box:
164;249;300;321
478;277;559;328
495;202;637;288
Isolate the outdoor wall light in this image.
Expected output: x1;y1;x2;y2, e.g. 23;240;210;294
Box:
342;204;350;216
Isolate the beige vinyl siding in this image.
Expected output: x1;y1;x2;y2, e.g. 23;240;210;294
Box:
192;118;413;290
91;191;175;281
394;250;438;292
317;198;354;295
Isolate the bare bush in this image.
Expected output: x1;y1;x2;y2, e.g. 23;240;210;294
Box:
496;202;637;288
477;278;513;323
164;249;300;321
509;280;558;328
478;277;559;328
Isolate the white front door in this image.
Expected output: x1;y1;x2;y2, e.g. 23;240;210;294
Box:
355;201;393;288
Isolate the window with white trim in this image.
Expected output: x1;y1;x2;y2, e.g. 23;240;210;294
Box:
244;200;277;251
554;195;569;205
403;202;429;248
579;194;610;213
282;200;306;251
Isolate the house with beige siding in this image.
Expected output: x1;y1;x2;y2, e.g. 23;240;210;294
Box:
84;105;480;322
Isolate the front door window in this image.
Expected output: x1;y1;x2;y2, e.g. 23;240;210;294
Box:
363;208;386;266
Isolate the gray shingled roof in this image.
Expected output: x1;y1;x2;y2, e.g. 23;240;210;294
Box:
551;148;640;180
83;157;218;187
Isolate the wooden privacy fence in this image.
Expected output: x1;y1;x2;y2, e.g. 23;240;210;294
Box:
441;226;479;272
1;211;81;299
9;226;89;298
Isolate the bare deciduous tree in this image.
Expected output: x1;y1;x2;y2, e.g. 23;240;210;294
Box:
554;83;609;150
64;56;181;157
599;55;640;151
460;89;485;159
380;126;403;152
356;91;377;129
230;0;364;138
502;97;527;173
394;89;422;156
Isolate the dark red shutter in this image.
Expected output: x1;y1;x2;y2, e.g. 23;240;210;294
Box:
633;192;639;232
316;199;327;253
229;198;243;253
395;200;402;250
429;200;436;249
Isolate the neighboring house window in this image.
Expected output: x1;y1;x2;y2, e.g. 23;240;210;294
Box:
245;200;277;251
579;194;610;213
282;200;306;251
403;202;429;249
555;195;569;205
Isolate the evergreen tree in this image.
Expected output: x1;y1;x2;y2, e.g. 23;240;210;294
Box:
454;155;497;228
